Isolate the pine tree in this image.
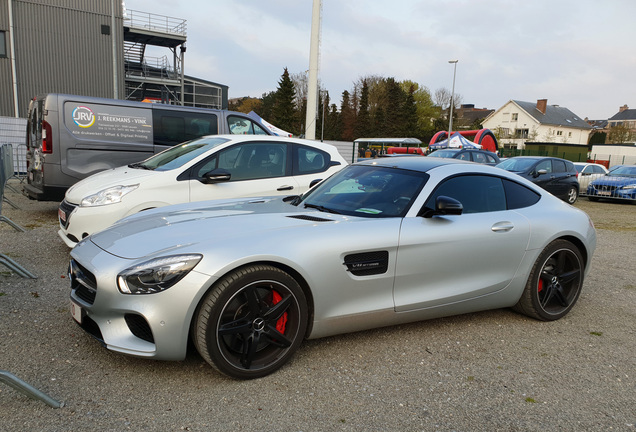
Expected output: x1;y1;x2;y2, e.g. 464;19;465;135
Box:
272;68;297;134
355;80;371;139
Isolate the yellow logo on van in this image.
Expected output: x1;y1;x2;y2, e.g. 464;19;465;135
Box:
72;106;96;128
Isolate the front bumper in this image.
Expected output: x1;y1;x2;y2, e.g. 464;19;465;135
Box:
69;240;216;360
58;199;130;247
587;185;636;200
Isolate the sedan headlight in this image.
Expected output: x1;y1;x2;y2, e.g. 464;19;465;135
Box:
81;184;139;207
117;254;202;294
620;184;636;190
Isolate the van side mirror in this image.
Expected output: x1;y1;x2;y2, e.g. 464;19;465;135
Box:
533;169;548;178
201;169;231;184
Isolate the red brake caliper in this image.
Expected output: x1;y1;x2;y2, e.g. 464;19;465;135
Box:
538;279;544;292
271;291;288;334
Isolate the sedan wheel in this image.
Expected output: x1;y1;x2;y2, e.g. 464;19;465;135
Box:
194;265;308;379
513;240;584;321
567;186;578;204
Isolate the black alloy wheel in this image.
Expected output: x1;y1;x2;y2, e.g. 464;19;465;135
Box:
513;239;584;321
194;265;308;379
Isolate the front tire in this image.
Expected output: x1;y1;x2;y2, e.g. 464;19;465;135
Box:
513;239;584;321
194;265;308;379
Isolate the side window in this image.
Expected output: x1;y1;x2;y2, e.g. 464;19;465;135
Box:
457;152;471;161
592;166;605;174
424;175;506;214
153;111;218;146
536;159;552;173
295;145;330;175
485;154;497;164
228;115;269;135
253;122;269;135
209;143;288;181
473;152;488;163
582;166;593;174
553;160;567;173
0;31;7;58
503;179;541;209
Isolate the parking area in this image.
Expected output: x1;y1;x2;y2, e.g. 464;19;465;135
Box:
1;182;634;431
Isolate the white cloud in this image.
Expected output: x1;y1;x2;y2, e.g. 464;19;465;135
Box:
126;0;636;119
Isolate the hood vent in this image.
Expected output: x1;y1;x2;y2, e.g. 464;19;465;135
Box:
287;215;333;222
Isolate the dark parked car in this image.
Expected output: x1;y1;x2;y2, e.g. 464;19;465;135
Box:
496;156;579;204
586;165;636;202
428;148;501;166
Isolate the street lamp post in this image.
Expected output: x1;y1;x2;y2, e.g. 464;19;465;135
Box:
448;60;458;140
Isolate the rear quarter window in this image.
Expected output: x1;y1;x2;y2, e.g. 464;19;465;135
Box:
503;179;541;209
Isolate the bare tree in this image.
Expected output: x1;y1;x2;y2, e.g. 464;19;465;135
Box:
433;87;463;109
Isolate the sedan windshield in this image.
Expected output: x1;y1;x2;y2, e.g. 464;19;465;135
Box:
298;165;428;218
608;166;636;177
428;150;458;158
132;137;230;171
497;158;538;172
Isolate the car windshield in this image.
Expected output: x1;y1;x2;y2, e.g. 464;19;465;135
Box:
607;166;636;177
131;137;230;171
428;150;458;158
297;164;428;218
497;158;538;172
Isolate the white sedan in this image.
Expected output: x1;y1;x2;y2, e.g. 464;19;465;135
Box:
573;162;609;193
58;135;347;247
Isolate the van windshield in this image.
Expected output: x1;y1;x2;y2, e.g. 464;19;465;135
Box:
131;137;230;171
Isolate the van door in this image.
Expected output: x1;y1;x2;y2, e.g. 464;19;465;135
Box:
61;101;154;178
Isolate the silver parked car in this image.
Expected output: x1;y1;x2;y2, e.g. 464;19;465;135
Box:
69;157;597;379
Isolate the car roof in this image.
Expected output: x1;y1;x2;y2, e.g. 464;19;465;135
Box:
355;155;472;172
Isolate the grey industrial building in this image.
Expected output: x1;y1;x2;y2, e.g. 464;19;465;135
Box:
0;0;228;119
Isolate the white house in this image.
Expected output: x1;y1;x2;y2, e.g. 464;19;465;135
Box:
482;99;592;149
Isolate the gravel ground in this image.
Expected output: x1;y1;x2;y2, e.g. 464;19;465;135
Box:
1;180;634;432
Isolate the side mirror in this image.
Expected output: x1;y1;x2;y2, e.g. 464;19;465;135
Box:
533;168;548;178
420;196;463;218
201;169;231;184
309;178;322;188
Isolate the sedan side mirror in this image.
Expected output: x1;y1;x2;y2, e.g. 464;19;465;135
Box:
201;169;231;184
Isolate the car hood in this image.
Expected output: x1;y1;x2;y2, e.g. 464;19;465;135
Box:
87;197;338;259
590;175;636;186
64;166;160;203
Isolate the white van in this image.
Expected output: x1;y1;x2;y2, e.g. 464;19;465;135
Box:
24;93;272;201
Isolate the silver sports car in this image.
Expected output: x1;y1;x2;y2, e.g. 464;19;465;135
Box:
69;157;596;379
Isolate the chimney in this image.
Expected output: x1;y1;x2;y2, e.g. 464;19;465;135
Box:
619;104;629;112
536;99;547;114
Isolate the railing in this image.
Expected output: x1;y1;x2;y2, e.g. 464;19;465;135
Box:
124;9;187;36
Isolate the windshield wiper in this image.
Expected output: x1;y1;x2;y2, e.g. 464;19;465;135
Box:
304;203;341;214
128;162;152;170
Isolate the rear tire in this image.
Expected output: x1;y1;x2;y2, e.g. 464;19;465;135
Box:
513;239;584;321
566;186;578;204
194;265;308;379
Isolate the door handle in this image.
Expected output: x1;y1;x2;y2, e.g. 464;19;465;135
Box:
492;222;514;232
277;185;294;191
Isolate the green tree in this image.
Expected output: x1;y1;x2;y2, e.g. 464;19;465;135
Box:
355;80;371;139
272;68;297;134
340;90;356;141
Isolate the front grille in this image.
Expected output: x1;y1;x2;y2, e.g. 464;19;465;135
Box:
125;314;154;343
69;258;97;305
591;185;617;192
59;200;77;229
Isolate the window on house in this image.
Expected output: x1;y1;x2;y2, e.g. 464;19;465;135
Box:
568;132;572;137
511;113;518;121
0;31;7;58
556;130;563;136
514;128;529;139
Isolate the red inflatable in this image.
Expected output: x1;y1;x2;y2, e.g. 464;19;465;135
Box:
429;129;498;153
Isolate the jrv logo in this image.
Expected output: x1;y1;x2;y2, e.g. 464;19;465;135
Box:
72;106;95;128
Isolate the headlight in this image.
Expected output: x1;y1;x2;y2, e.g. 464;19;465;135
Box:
620;184;636;190
117;254;202;294
80;184;139;207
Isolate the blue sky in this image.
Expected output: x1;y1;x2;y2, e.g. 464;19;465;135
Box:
126;0;636;120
